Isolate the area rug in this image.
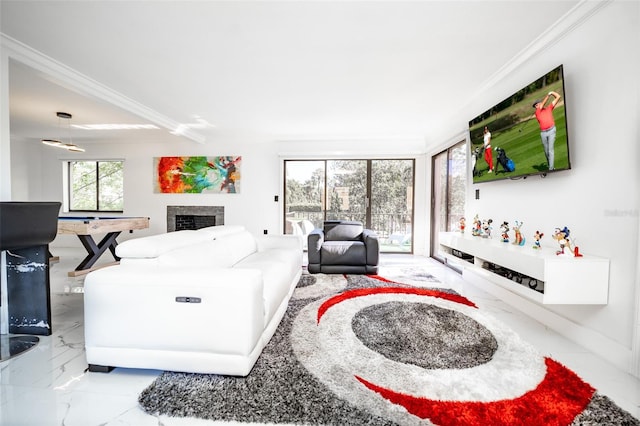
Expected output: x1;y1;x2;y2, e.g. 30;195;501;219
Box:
138;272;639;425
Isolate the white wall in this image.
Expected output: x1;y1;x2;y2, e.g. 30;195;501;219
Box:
30;135;281;246
17;135;428;252
9;137;42;200
0;48;11;200
427;0;640;371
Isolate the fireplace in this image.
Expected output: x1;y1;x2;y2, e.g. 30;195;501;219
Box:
175;215;216;231
167;206;224;232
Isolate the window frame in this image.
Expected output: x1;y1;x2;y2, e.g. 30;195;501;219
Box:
283;158;415;253
66;159;124;213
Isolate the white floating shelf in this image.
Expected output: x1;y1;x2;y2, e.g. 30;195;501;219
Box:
439;232;609;305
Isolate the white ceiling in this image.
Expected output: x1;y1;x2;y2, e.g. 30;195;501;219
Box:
1;0;580;148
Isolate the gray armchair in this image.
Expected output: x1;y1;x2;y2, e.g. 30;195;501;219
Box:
307;220;379;274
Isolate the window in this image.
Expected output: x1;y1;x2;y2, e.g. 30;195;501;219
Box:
284;159;415;253
68;160;124;212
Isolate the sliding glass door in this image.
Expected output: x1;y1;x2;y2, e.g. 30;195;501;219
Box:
431;141;467;260
326;160;367;223
285;159;414;253
283;161;324;245
371;160;414;251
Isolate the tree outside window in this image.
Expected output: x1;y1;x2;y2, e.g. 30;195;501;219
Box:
284;159;414;253
69;161;124;212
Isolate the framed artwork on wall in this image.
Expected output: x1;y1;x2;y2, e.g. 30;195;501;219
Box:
154;156;241;194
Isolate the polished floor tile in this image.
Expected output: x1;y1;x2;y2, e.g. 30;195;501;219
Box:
1;248;638;425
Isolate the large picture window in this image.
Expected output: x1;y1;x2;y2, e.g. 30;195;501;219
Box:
68;160;124;212
284;159;414;253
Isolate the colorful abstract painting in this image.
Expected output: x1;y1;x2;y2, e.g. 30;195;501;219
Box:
154;156;241;194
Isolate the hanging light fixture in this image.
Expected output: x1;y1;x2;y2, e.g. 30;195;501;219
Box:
41;111;85;152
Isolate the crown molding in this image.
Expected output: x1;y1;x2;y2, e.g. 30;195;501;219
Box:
0;33;205;144
472;0;612;99
431;0;612;146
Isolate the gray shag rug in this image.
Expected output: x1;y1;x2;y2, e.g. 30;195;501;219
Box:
138;272;639;425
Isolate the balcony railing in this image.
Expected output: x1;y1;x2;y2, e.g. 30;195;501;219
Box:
286;211;412;252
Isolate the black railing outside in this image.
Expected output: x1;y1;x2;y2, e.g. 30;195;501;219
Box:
286;211;412;252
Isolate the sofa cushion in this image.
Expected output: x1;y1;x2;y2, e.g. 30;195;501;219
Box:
116;230;211;258
235;249;299;325
320;240;366;265
197;225;245;238
216;230;259;265
324;221;363;241
157;240;236;268
152;229;258;268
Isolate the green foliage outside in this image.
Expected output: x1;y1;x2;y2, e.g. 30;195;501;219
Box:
70;161;124;211
285;159;414;252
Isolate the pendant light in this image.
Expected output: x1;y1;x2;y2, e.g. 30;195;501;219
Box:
41;111;85;152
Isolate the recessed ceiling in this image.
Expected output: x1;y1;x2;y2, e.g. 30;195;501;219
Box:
1;0;580;147
8;60;177;144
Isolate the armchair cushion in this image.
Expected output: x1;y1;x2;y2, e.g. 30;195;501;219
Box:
324;220;364;241
321;241;366;265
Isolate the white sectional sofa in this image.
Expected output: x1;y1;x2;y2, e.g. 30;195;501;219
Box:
83;225;303;376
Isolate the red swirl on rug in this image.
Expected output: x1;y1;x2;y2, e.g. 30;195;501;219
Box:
355;357;595;426
316;283;477;324
317;281;596;424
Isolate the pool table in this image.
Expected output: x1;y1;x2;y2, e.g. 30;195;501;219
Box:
57;216;149;276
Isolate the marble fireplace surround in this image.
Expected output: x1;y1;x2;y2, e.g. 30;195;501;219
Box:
166;206;224;232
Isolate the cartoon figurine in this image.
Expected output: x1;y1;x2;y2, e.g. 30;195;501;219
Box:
512;221;525;246
472;214;482;236
481;219;493;238
459;217;466;234
552;227;572;256
500;221;510;242
533;230;544;249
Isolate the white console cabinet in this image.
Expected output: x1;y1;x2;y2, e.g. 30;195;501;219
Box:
439;232;609;305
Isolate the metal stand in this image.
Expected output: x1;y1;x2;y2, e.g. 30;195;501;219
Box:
1;252;40;362
0;201;61;361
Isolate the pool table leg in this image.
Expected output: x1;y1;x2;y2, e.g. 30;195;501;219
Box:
75;232;122;271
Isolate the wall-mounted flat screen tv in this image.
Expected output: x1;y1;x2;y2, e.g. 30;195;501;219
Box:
469;64;570;184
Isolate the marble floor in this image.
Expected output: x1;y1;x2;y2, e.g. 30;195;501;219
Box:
1;248;639;425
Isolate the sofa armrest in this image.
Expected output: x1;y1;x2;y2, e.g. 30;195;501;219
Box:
307;229;324;264
363;229;380;266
